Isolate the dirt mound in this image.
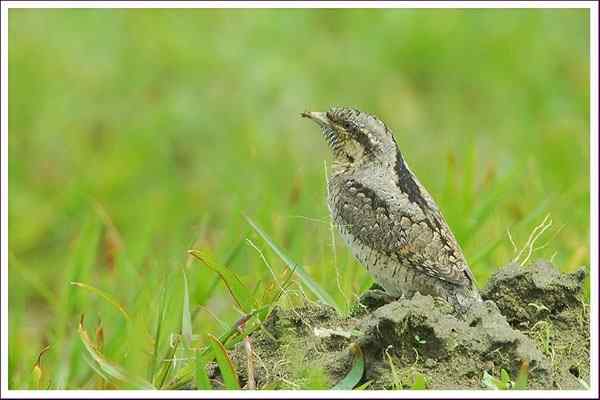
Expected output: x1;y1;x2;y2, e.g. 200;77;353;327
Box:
481;261;589;389
224;260;589;389
481;260;586;326
356;294;551;389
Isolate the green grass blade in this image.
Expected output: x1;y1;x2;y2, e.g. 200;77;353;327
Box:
148;281;169;381
195;351;212;390
165;305;273;389
481;370;509;390
245;216;340;312
66;215;103;313
207;334;240;389
30;345;50;389
188;249;254;313
155;335;179;389
354;380;372;390
78;316;154;389
54;215;102;388
463;143;476;210
332;343;364;390
10;251;56;307
181;271;193;347
202;236;247;304
410;373;428;390
500;368;511;384
70;281;130;321
462;170;515;244
82;353;110;383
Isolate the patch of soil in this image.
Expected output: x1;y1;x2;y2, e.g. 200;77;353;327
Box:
224;260;589;390
481;260;586;327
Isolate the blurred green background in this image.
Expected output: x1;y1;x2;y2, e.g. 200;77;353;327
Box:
8;9;589;388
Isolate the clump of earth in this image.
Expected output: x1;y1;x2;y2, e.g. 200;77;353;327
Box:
221;260;589;389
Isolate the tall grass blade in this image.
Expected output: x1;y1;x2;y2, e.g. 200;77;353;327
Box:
410;373;428;390
10;251;56;307
181;271;193;347
155;335;179;389
149;281;169;381
245;216;339;312
30;345;50;389
354;380;372;390
462;170;515;243
188;249;254;313
70;281;130;321
203;236;247;303
481;370;509;390
78;315;154;389
462;143;477;221
165;305;271;389
66;216;103;313
207;334;240;389
55;215;102;388
83;353;110;382
195;351;212;390
332;343;364;390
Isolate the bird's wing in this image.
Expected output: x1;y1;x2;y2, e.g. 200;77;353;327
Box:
399;172;476;287
332;178;473;287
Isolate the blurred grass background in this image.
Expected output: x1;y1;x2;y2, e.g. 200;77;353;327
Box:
8;8;589;388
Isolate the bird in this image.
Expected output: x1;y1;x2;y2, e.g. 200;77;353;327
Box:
301;106;482;313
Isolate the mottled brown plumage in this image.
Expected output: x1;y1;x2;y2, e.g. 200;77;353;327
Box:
302;106;481;312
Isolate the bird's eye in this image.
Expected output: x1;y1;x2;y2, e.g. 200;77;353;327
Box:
342;121;354;131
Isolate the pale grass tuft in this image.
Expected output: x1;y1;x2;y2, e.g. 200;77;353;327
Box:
245;238;282;289
324;160;349;311
512;214;554;266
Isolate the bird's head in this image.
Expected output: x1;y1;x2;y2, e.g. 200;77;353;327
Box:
302;106;398;169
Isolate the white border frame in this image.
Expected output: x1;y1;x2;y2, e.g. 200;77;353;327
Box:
1;1;598;399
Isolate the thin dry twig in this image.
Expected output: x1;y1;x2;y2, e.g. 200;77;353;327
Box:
513;214;553;266
283;215;330;224
246;238;281;289
520;216;553;266
507;228;518;254
324;160;348;310
243;335;256;389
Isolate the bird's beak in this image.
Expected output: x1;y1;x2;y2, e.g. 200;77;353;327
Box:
301;111;332;129
302;110;343;154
